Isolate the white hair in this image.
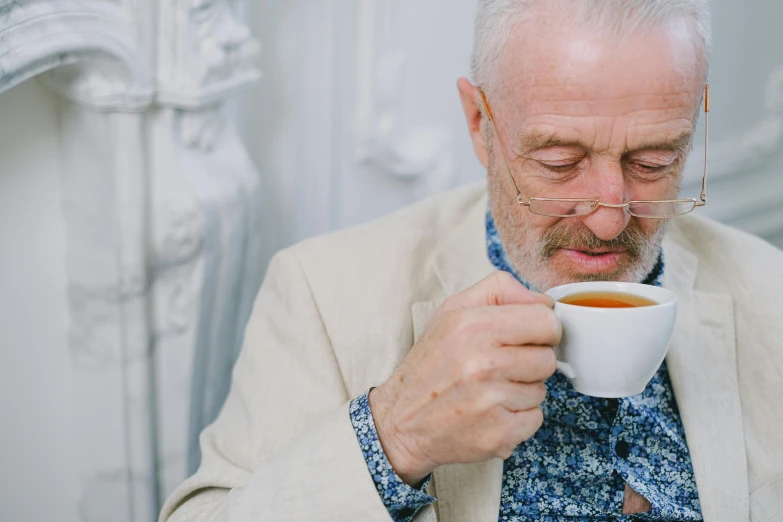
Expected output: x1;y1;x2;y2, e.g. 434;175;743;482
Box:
470;0;712;95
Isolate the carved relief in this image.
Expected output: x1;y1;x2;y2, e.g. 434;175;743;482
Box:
151;198;206;334
155;0;261;151
153;199;206;268
355;0;454;196
153;263;200;335
176;105;225;151
157;0;261;107
0;0;153;110
0;2;263;520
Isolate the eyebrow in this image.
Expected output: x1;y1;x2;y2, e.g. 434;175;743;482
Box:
516;132;584;152
515;130;694;156
628;133;694;156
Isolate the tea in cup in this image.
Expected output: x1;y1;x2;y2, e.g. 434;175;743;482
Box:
544;281;678;398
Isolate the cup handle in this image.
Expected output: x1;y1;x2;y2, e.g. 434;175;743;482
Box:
556;361;576;379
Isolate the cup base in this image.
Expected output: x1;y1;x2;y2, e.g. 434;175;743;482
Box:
571;384;646;398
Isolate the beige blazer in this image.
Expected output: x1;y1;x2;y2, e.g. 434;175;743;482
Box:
160;182;783;522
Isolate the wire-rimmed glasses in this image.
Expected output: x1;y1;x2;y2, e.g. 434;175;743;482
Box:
478;85;710;218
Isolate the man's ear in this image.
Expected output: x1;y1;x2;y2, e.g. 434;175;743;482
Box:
457;77;489;169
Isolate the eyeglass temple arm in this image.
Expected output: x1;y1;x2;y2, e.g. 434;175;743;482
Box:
697;83;709;206
478;89;528;204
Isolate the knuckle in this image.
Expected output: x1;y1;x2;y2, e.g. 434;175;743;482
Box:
479;383;505;409
463;357;491;383
542;348;558;375
440;295;458;311
509;408;545;445
453;308;478;332
493;270;515;285
438;309;462;333
496;444;516;460
477;430;503;456
462;357;481;381
534;305;561;342
548;310;563;342
531;382;548;404
497;428;523;459
528;407;545;430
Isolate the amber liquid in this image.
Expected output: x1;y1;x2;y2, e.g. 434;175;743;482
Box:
559;291;658;308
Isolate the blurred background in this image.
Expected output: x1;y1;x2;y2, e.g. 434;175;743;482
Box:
0;1;781;521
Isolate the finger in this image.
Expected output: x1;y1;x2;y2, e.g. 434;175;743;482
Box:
498;345;558;383
463;304;562;347
473;345;557;383
492;381;548;412
495;408;545;458
441;271;553;312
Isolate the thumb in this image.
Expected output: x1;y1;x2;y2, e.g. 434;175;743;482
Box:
441;271;554;311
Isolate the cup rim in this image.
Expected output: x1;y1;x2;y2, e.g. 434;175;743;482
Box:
545;281;677;310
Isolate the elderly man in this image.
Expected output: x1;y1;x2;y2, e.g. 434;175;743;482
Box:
161;0;783;520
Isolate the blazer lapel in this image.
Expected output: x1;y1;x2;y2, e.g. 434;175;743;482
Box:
431;190;495;296
663;231;749;522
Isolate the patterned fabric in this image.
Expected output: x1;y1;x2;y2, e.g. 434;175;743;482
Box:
349;391;435;521
348;210;701;521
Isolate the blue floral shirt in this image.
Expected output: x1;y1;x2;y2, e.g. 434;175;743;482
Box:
349;211;702;521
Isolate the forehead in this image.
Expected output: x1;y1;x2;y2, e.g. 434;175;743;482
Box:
495;13;706;122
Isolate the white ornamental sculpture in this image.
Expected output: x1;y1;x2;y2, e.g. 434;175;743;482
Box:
0;1;263;520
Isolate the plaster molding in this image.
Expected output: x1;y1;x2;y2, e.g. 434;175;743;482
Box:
150;195;205;336
155;0;262;152
355;0;454;194
0;0;264;517
0;0;153;110
155;0;262;110
176;105;226;152
152;198;206;269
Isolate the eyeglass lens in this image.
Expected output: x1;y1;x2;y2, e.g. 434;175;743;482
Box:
528;199;697;218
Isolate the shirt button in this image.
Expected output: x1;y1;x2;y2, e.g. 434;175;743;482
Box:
615;440;631;459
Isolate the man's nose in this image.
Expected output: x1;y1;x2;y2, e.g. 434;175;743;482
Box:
579;168;631;241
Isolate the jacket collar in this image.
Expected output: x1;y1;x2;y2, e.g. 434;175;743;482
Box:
413;204;748;521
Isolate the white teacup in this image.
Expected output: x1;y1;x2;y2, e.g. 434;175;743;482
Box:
544;281;678;398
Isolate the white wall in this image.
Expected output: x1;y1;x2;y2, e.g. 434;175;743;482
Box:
0;80;80;522
237;0;484;268
238;0;783;264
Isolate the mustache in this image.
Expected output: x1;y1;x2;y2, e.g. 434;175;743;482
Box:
539;222;653;259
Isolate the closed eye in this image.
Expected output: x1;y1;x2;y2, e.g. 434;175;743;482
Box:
626;161;674;180
635;163;668;172
538;161;580;174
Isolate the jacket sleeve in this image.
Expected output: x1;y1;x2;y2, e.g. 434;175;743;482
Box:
159;248;394;522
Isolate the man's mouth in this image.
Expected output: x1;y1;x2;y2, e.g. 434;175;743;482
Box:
577;249;622;256
559;248;627;272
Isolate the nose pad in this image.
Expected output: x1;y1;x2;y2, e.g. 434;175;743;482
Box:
581;204;631;241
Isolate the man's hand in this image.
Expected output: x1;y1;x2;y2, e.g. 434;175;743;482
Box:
369;271;562;485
